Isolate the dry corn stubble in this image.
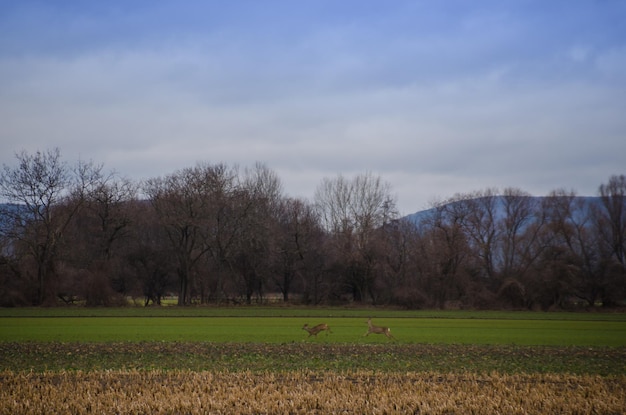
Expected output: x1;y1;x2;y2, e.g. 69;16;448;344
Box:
1;370;625;415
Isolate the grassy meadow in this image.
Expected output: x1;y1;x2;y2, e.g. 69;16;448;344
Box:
2;307;625;413
1;306;625;346
1;315;626;346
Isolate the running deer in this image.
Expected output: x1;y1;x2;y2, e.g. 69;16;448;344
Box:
364;318;395;339
302;323;332;337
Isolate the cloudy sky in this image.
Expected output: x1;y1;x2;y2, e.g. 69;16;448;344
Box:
1;1;625;214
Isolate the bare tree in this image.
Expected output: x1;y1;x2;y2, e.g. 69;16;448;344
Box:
598;175;626;265
381;218;430;308
420;195;472;308
495;188;548;308
231;163;283;304
196;164;240;303
126;203;175;306
0;148;101;305
595;175;626;306
529;190;586;309
273;198;317;302
461;189;500;281
56;173;139;304
314;172;397;302
86;176;137;262
144;164;216;305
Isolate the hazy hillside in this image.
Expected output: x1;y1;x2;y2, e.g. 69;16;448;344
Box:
403;196;603;225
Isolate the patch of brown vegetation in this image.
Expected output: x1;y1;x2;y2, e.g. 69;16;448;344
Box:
1;370;625;414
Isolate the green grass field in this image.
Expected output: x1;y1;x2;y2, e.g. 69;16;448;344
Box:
1;307;625;346
2;306;626;320
1;307;625;375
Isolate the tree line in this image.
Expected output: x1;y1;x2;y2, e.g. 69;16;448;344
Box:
0;148;624;309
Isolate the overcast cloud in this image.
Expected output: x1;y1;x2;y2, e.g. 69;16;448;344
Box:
1;1;625;214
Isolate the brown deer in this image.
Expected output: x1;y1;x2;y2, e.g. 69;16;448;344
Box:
302;323;332;337
364;318;395;339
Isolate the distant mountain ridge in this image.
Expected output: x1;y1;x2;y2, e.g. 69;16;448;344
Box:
0;203;25;233
402;195;603;226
